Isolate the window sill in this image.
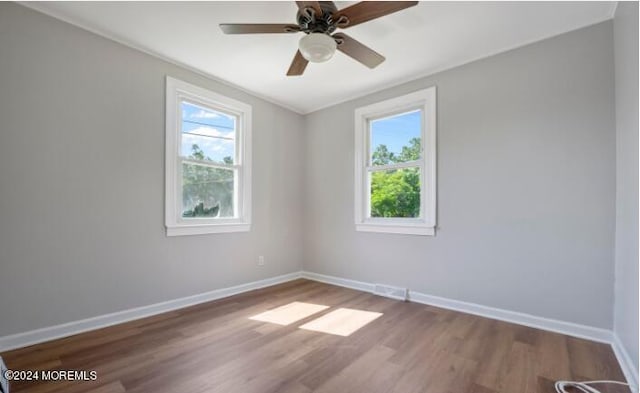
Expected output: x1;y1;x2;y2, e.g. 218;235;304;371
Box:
356;224;435;236
166;223;250;236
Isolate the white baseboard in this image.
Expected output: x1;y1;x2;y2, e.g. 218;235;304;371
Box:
301;271;375;293
0;272;302;353
407;291;613;344
301;271;613;344
612;334;639;390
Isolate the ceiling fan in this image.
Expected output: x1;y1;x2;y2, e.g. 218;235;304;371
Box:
220;1;418;76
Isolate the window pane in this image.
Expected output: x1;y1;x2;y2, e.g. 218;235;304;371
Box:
370;110;421;166
182;163;234;218
370;167;421;218
181;101;236;165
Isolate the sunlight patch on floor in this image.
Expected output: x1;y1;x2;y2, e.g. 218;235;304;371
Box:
299;308;383;336
249;301;329;326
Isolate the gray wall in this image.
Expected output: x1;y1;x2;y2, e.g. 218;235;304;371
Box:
613;1;639;371
303;21;617;329
0;3;305;337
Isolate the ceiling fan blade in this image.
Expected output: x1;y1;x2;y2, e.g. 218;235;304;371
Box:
296;1;323;16
220;24;300;34
287;50;309;76
333;33;385;68
333;1;418;28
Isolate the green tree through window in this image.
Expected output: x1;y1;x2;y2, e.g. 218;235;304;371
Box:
370;137;421;218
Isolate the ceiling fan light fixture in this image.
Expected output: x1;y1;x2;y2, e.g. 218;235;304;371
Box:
298;33;337;63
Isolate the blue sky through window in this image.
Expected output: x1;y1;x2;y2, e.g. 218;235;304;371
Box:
370;110;421;162
181;101;236;164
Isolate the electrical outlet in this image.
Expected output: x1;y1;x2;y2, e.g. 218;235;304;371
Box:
0;355;9;393
258;256;265;266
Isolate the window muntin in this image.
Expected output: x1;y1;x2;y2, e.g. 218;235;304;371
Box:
166;77;252;236
354;87;436;236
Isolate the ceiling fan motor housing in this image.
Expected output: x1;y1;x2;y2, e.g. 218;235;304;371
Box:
296;2;343;35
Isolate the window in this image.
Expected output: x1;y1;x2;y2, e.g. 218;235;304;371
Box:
354;87;436;236
165;77;252;236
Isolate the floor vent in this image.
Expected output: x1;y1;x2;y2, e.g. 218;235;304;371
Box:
373;284;408;301
0;355;8;393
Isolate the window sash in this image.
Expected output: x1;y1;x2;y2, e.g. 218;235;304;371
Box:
178;162;239;221
365;163;425;221
367;107;424;167
179;98;240;165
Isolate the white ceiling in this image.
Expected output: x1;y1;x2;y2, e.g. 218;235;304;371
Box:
25;1;616;114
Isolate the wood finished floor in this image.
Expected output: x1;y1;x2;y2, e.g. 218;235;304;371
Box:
1;279;629;393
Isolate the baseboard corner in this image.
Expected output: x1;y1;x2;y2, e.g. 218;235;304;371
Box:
301;271;375;293
612;333;639;390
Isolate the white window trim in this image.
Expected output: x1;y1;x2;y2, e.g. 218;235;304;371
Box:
354;87;437;236
165;76;252;236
